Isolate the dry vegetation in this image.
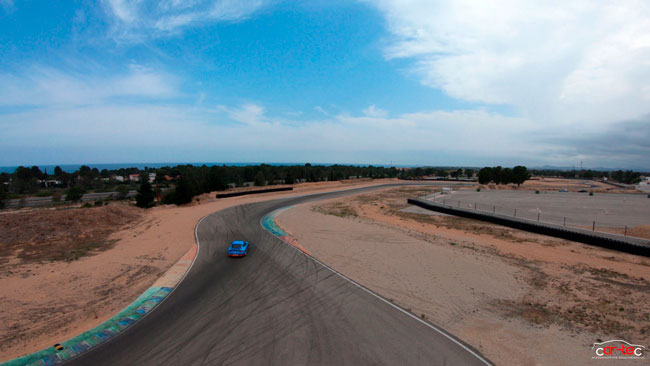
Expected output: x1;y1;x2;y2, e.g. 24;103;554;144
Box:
311;186;650;345
0;204;143;267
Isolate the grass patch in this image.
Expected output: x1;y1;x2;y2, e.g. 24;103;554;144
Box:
313;202;358;218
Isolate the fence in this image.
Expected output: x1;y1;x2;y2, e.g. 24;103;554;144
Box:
418;193;647;241
408;197;650;257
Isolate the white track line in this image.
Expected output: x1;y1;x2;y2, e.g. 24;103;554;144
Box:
261;209;493;366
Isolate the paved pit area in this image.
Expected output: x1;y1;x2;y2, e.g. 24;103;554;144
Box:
431;190;650;228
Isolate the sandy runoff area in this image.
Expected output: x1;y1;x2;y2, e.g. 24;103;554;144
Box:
0;179;394;362
275;186;650;366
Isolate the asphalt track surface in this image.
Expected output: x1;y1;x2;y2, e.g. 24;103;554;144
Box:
66;184;491;366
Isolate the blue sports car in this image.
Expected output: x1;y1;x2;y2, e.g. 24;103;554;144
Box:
227;240;249;257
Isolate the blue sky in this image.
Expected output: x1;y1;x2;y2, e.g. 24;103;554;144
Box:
1;0;649;169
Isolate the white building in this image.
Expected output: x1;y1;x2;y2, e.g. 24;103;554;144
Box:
637;176;650;192
148;173;156;183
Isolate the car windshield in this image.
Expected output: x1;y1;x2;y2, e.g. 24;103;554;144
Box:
231;244;242;249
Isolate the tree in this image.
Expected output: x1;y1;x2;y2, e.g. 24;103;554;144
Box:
0;187;7;209
478;167;493;184
501;168;513;184
285;170;295;184
164;174;196;205
14;166;37;193
30;166;43;180
512;166;531;186
65;186;86;202
136;180;155;208
254;171;266;186
79;165;92;178
613;170;624;183
54;166;63;177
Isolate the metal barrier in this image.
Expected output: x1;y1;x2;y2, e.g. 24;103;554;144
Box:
408;197;650;257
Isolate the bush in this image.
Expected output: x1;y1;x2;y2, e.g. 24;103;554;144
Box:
94;200;103;206
589;192;594;196
115;185;130;199
476;188;481;192
82;202;92;208
65;186;86;202
535;190;540;194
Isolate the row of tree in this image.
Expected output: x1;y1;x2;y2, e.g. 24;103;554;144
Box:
159;164;402;205
478;166;531;186
2;163;647;209
529;169;644;183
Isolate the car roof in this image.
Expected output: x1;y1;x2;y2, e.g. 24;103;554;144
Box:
231;240;246;245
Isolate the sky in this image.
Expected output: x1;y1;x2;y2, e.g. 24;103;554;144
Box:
0;0;649;169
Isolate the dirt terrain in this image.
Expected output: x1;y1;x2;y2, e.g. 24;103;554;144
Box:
481;176;636;193
0;179;393;362
276;186;650;365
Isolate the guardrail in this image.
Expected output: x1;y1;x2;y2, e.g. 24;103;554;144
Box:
216;187;293;199
408;197;650;257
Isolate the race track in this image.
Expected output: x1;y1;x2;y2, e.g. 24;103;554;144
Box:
66;185;491;366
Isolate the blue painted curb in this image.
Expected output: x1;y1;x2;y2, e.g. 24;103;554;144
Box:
1;287;172;366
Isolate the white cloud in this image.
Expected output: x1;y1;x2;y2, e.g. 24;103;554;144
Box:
218;103;267;126
0;65;178;107
362;105;388;118
1;92;647;167
367;0;650;128
102;0;272;40
0;97;542;166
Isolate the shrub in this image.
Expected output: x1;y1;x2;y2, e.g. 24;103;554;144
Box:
115;185;130;199
65;186;86;202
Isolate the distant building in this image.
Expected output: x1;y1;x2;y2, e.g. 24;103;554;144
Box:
40;179;62;187
128;174;140;182
148;173;156;183
112;175;125;182
638;176;650;192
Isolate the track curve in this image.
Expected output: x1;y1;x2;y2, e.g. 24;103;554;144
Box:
66;184;491;366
